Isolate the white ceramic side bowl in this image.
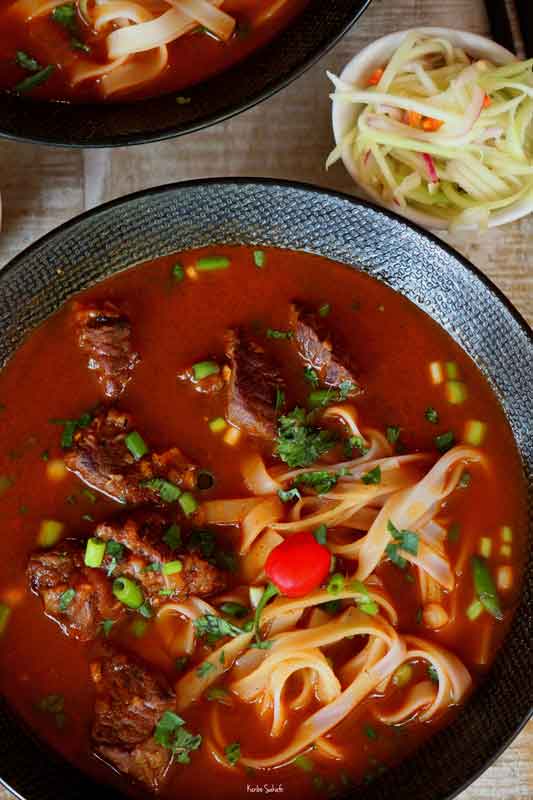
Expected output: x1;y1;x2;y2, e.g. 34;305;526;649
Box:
331;27;533;230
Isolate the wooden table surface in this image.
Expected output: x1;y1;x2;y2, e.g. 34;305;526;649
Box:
0;0;531;797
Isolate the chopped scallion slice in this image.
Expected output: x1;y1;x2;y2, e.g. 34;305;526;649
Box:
318;303;331;317
172;263;185;282
466;599;484;621
327;573;344;595
179;491;198;516
192;361;220;381
196;256;230;271
253;250;265;268
471;556;503;621
445;380;468;405
113;577;144;609
59;588;76;612
84;537;106;568
435;431;455;452
125;431;148;460
445;361;459;379
162;560;183;576
163;523;182;550
209;416;227;434
501;525;513;543
425;406;439;424
464;419;486;446
15;64;55;93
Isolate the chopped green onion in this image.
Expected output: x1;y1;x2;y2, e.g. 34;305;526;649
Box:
435;431;455;452
113;577;144;609
445;362;459;379
16;50;40;72
84;537;106;568
392;663;413;687
318;303;331;317
15;64;55;93
141;478;182;503
464;419;487;446
278;487;301;503
220;602;249;618
196;661;215;677
209;416;227;433
192;361;220;381
501;525;513;543
445;380;468;405
471;556;503;621
466;599;484;621
253;250;266;268
266;328;293;340
100;619;115;637
172;263;185;281
327;573;344;595
125;431;148;460
274;387;285;412
59;588;76;612
386;425;400;444
131;619;148;638
459;471;471;488
196;256;230;271
364;725;378;740
163;524;182;550
37;519;64;547
425;407;439;424
0;603;11;637
253;582;279;642
162;560;183;576
308;389;332;409
175;655;189;672
179;492;198;516
206;686;230;703
479;537;492;558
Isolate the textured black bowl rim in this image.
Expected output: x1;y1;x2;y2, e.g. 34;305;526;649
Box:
0;177;531;800
0;1;371;149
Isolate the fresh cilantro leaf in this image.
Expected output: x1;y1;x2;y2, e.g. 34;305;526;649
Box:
275;407;336;468
294;469;342;494
313;524;328;544
425;407;439;424
435;431;455;452
387;520;419;555
250;639;273;650
385;543;407;569
225;742;241;766
386;425;401;444
343;435;369;457
194;614;244;642
361;465;381;485
100;619;115;637
206;686;230;704
196;661;215;678
154;710;202;764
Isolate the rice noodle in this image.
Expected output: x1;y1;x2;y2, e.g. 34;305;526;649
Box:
375;680;437;724
240;496;284;553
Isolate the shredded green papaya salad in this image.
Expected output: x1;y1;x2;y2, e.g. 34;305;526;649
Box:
327;32;533;231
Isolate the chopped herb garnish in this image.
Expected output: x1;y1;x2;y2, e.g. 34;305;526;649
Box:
196;661;215;678
16;50;40;72
313;524;328;545
58;588;76;612
138;601;153;619
219;649;226;665
219;601;249;618
318;303;331;318
253;582;279;643
154;710;202;764
427;665;439;683
172;263;185;281
105;539;125;576
275;407;336;468
415;606;423;624
343;435;369;457
308;380;356;410
164;523;182;551
361;465;381;485
266;328;293;340
293;755;314;772
472;556;503;620
194;614;244;642
41;450;50;461
274;387;285;412
51;2;76;28
435;431;455;452
82;488;97;503
16;64;56;93
425;407;439;424
303;366;319;388
385;543;407;569
225;741;241;766
100;619;115;637
459;471;471;488
189;528;216;559
141;477;181;503
253;250;265;268
295;468;347;495
386;425;401;444
364;724;378;740
250;639;273;650
322;599;341;614
125;430;148;460
206;686;230;703
387;520;419;554
327;573;344;594
51;410;92;449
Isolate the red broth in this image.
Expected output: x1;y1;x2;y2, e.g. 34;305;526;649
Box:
0;0;308;102
0;246;527;799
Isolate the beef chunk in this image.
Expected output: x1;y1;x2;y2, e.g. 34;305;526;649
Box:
95;515;227;604
27;542;123;641
91;652;174;790
289;304;361;392
64;407;197;505
75;302;139;401
224;329;284;439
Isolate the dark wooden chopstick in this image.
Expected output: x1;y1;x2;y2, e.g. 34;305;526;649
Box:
514;0;533;57
484;0;516;54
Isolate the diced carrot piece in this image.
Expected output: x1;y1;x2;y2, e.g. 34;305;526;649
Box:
483;94;492;108
422;117;444;132
367;68;384;86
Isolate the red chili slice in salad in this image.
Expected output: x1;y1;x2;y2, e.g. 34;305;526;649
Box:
265;531;331;598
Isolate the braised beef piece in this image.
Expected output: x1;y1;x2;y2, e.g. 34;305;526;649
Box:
91;652;174;791
27;541;124;641
289;304;361;392
75;302;139;401
224;329;284;439
95;515;227;603
64;407;197;505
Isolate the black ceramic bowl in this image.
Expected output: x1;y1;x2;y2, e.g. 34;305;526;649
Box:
0;0;371;148
0;179;531;800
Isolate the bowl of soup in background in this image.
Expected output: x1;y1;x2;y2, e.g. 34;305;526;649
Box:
0;178;531;800
0;0;371;148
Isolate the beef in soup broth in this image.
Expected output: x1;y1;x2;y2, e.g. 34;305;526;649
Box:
0;246;527;799
0;0;308;102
